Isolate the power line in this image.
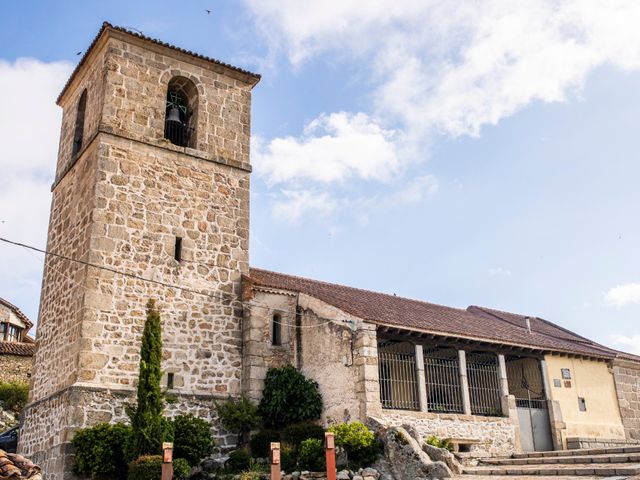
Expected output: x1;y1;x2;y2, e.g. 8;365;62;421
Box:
0;236;352;330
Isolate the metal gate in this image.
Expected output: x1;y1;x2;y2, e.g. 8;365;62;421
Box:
516;398;553;452
507;356;554;452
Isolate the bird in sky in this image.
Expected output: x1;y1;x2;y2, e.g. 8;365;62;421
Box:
206;9;212;15
76;51;82;56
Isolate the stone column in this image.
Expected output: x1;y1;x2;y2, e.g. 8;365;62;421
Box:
355;323;382;419
458;349;472;415
498;354;509;396
414;344;428;412
540;359;551;398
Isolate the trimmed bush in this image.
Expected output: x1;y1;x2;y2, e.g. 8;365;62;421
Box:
297;438;325;472
282;422;324;448
172;414;214;466
258;366;322;428
0;381;29;413
127;455;162;480
215;396;261;444
249;429;280;458
226;449;251;473
72;422;132;480
328;421;380;469
172;458;191;480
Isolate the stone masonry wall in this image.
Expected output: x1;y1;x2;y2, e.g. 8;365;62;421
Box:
378;409;517;458
20;386;236;480
29;143;101;402
612;359;640;440
0;354;32;384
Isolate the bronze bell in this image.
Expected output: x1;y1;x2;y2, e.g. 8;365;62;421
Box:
166;106;182;124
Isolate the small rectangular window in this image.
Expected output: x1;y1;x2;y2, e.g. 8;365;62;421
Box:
167;373;174;389
174;237;183;262
578;397;587;412
272;314;282;346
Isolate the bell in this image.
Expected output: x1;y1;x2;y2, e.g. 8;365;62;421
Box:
166;106;182;124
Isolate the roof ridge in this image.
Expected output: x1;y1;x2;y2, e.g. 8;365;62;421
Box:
249;267;471;315
0;297;33;328
58;21;261;104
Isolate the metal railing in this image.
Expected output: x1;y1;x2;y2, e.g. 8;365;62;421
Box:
378;348;420;410
467;353;502;416
164;120;194;148
423;348;464;414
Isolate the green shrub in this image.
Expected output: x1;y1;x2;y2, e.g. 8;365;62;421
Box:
72;422;132;480
258;365;323;428
0;381;29;413
297;438;325;472
280;444;297;473
226;449;251;473
282;422;324;448
425;435;453;452
172;414;214;465
249;429;280;458
215;396;261;444
172;458;191;480
127;455;162;480
328;421;380;469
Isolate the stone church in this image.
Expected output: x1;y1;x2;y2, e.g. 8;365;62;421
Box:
18;23;640;479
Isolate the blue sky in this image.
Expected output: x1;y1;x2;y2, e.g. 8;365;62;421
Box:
1;1;639;352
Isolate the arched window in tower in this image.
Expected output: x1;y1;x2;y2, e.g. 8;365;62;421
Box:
272;313;282;346
72;89;87;157
164;76;198;148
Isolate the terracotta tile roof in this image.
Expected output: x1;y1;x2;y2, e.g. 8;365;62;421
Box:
0;450;42;479
246;268;618;359
0;298;33;330
0;341;35;357
58;22;261;104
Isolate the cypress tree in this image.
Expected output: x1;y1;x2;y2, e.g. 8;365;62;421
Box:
127;299;169;458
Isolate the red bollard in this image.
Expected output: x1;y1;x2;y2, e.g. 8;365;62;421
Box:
325;432;336;480
161;442;173;480
270;442;281;480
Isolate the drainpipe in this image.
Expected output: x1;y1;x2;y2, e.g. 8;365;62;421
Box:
295;294;302;370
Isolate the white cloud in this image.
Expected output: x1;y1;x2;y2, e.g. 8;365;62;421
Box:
271;190;338;223
245;1;640;138
0;58;72;320
389;175;439;205
489;267;512;277
253;111;400;185
611;334;640;354
604;283;640;307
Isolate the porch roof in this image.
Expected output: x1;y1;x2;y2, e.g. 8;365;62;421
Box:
246;268;624;360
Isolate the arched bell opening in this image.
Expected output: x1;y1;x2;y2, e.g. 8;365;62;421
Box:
164;76;198;148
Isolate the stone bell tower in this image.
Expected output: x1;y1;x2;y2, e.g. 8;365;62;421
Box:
18;23;260;479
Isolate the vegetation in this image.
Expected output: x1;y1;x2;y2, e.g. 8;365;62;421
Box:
249;429;280;458
425;435;453;452
72;423;132;480
297;438;326;472
226;449;251;473
0;381;29;413
172;458;191;480
215;395;261;445
258;365;322;428
281;422;324;448
172;414;214;466
328;421;380;469
126;456;162;480
126;300;172;459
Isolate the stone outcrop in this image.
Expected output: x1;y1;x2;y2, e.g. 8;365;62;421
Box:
373;426;453;480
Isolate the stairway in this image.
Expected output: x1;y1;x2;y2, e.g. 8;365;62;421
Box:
461;446;640;478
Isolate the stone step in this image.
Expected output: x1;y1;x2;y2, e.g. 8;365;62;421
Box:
463;462;640;476
512;446;640;459
480;452;640;466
